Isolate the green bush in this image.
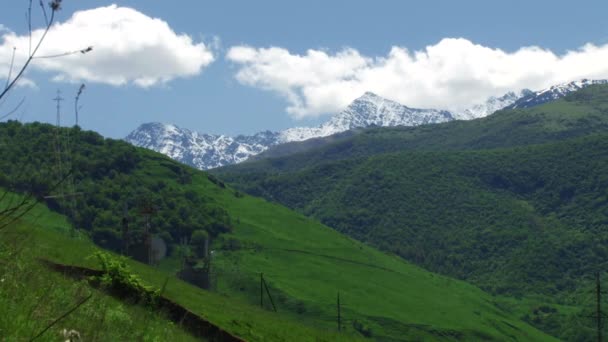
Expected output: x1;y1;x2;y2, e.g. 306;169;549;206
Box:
91;252;160;305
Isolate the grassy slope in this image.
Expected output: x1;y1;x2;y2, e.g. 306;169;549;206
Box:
0;193;357;342
2;172;554;340
182;168;554;341
0;196;199;341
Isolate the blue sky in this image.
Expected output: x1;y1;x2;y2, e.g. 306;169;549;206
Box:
1;0;608;138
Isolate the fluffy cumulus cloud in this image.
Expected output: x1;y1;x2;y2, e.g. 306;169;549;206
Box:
0;5;215;87
227;38;608;118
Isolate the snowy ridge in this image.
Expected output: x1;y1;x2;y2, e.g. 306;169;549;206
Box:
507;79;608;109
125;122;279;170
125;79;605;170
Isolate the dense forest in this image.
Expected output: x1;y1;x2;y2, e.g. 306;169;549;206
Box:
0;121;232;252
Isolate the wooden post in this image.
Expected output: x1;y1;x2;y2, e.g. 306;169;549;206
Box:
337;292;341;332
598;272;602;342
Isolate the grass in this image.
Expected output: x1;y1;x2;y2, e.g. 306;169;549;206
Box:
0;192;361;341
0;179;556;341
0;201;199;341
181;174;557;341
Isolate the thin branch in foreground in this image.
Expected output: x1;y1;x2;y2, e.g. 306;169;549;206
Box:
5;47;16;91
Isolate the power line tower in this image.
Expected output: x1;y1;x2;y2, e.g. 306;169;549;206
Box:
52;90;64;195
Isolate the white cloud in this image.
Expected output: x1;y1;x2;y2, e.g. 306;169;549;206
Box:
0;5;215;87
227;38;608;118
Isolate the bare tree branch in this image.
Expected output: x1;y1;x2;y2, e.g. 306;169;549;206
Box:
75;83;85;126
0;5;57;102
28;0;33;55
34;46;93;59
38;0;49;27
5;47;16;91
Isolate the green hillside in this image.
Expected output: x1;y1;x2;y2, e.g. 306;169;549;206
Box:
0;121;553;341
214;85;608;341
1;192;357;341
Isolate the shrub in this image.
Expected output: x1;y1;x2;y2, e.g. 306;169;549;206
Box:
90;252;159;305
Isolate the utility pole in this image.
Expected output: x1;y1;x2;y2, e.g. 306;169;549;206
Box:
53;89;63;127
52;90;64;195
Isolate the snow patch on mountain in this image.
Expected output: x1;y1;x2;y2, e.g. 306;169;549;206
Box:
453;90;532;120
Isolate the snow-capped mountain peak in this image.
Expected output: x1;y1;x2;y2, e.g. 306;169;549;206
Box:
280;92;454;143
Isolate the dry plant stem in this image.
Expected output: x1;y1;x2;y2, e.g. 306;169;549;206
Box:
26;282;55;322
28;0;33;55
0;97;26;120
5;47;16;90
29;292;92;342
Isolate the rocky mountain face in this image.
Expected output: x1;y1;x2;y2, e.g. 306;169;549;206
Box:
125;79;604;170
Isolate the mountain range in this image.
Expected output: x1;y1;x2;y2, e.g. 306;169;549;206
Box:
125;79;605;170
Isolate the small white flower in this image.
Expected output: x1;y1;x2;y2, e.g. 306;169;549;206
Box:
61;328;81;342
